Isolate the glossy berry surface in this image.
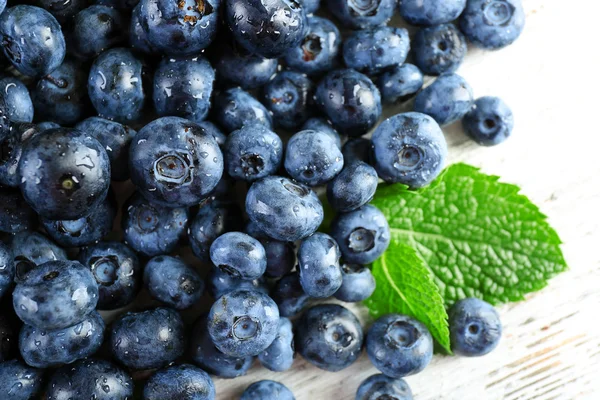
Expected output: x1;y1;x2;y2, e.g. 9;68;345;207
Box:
285;129;343;186
207;268;268;299
143;364;216;400
356;374;413;400
342;138;371;165
73;5;127;60
334;264;376;303
399;0;466;26
210;232;267;280
0;360;44;400
262;71;314;130
326;0;395;30
258;317;294;372
327;161;378;212
377;63;424;104
301;117;342;149
0;123;40;187
371;112;447;188
366;314;433;378
0;242;14;299
241;380;295;400
343;26;410;75
36;0;88;23
10;231;67;274
414;73;474;125
245;221;295;278
298;233;343;298
413;24;467;76
296;304;363;371
189;201;243;262
460;0;525;50
213;87;273;133
271;272;310;318
448;297;502;356
217;44;278;90
0;76;33;123
462;96;514;146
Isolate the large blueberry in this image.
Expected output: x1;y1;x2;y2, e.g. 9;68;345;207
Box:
399;0;466;26
414;73;474;125
143;364;216;400
241;380;295;400
210;232;267;281
356;374;413;400
73;5;127;60
0;123;41;187
189;201;243;262
377;64;424;104
271;272;310;317
334;264;376;302
217;44;278;90
207;268;268;299
0;76;33;123
460;0;525;50
0;189;37;233
258;317;295;372
213;88;273;133
10;232;67;278
343;26;410;75
448;297;502;356
0;242;14;299
462;96;514;146
245;221;295;278
0;360;44;400
326;0;395;29
298;233;343;298
262;71;314;130
327;161;378;212
413;24;467;76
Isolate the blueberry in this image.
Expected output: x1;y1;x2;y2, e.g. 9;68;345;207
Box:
343;27;410;75
0;189;37;233
129;116;223;207
189;201;243;262
213;87;273;133
46;358;133;400
366;314;433;378
330;205;390;265
122;192;189;257
334;264;376;302
19;310;104;368
190;315;255;378
18;127;111;220
207;268;268;299
88;47;147;123
210;232;266;280
225;0;307;59
414;73;474;125
296;304;363;371
96;0;140;10
342;138;372;165
137;0;219;57
271;272;310;317
143;364;216;400
199;120;227;148
41;189;117;247
144;255;205;310
449;297;502;356
301;117;342;149
371;112;447;188
241;380;295;400
36;121;61;131
262;71;314;130
10;232;67;278
0;123;41;187
327;0;395;29
399;0;466;26
75;117;137;182
462;96;514;146
0;76;33;123
377;64;424;104
246;176;323;241
0;360;44;400
413;24;467;76
299;0;319;14
356;374;413;400
245;221;295;278
315;69;382;137
327;161;378;212
217;44;278;90
460;0;525;50
78;241;142;310
73;5;127;60
0;242;14;299
110;307;185;370
153;57;215;123
298;233;342;298
224;123;283;182
32;59;90;126
0;5;66;77
208;289;279;357
283;16;341;77
13;260;99;330
258;317;294;372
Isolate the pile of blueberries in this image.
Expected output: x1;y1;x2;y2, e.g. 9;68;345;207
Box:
0;0;523;398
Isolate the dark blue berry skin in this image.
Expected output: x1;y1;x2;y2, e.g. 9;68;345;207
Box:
241;380;295;400
399;0;466;26
271;272;310;317
153;57;215;123
334;264;376;302
189;201;243;262
283;16;341;77
246;176;323;241
224;123;283;182
258;317;294;372
245;221;295;278
75;117;137;182
0;360;44;400
138;0;219;57
213;87;273;133
371;112;447;188
0;123;41;187
414;73;474;125
33;59;90;126
462;96;514;146
210;232;267;280
0;5;66;77
199;120;227;148
315;69;382;137
36;121;61;131
298;233;342;298
356;374;413;400
13;260;99;330
448;297;502;356
130;4;158;55
96;0;140;10
10;232;67;277
413;24;467;76
299;0;319;13
225;0;307;59
327;161;378;212
110;308;185;370
208;290;280;357
285;129;344;186
326;0;395;29
366;314;433;378
460;0;525;50
35;0;89;23
207;268;268;299
122;192;189;257
217;44;278;90
190;315;255;379
0;189;37;233
330;204;390;265
342;138;371;164
19;310;105;368
41;189;117;247
78;241;141;310
18;127;111;220
377;64;424;104
0;76;33;123
73;5;127;60
143;364;216;400
296;304;363;372
130;116;223;207
301;117;342;148
46;358;133;400
0;301;21;361
0;242;14;299
343;27;410;75
144;255;205;310
88;47;146;123
262;71;314;130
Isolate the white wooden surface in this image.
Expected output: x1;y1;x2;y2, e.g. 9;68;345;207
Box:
214;0;600;398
